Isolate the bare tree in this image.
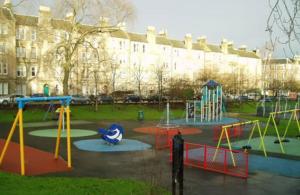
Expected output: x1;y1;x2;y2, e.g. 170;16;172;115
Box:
153;61;167;108
132;60;144;99
47;0;135;95
267;0;300;56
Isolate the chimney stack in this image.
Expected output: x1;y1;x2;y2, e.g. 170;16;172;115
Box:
197;36;207;45
147;26;156;44
184;33;192;49
239;45;247;51
221;38;228;54
158;29;168;37
38;6;51;26
99;17;109;27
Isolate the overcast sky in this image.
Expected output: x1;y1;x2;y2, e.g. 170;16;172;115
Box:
3;0;291;57
129;0;270;52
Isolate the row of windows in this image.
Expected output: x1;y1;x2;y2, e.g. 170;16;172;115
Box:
16;65;37;77
0;62;8;75
0;24;8;35
16;27;36;41
16;47;37;58
0;43;5;53
0;82;8;95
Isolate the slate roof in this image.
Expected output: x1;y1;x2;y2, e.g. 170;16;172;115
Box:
170;39;185;48
156;36;171;46
127;32;147;42
15;14;38;26
110;29;128;39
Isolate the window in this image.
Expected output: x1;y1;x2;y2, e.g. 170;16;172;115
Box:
0;24;8;35
0;82;8;95
16;47;26;58
16;65;26;77
16;84;26;95
31;47;37;59
142;44;146;53
81;52;88;62
31;29;37;41
31;66;37;77
174;62;177;70
0;61;8;75
64;31;69;40
16;27;25;40
54;31;60;43
0;43;5;53
133;43;138;52
119;41;122;50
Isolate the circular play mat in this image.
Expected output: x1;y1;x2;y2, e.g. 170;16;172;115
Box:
73;139;151;152
29;129;98;138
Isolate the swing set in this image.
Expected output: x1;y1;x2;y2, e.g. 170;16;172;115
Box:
0;96;72;176
262;109;300;154
214;120;267;167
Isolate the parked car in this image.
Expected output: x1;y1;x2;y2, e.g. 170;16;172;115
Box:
98;95;114;104
248;93;261;101
0;95;10;105
0;94;25;105
70;95;90;104
259;97;273;102
123;94;141;103
31;93;46;98
146;95;167;103
237;95;248;101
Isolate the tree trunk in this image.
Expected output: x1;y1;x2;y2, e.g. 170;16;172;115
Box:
63;69;70;95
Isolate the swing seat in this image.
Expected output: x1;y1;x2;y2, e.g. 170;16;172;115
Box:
281;138;290;143
274;139;280;144
242;145;252;150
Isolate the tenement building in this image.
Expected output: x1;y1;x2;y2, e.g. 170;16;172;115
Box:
0;2;262;96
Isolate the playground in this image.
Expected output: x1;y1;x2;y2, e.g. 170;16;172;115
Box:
0;94;300;194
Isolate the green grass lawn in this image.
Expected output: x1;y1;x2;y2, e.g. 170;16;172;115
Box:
0;172;170;195
0;104;184;123
0;103;299;136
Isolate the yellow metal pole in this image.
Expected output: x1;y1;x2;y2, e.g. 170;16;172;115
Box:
271;115;285;153
282;110;293;139
66;106;72;168
55;106;64;159
262;114;272;138
294;110;300;136
19;109;25;175
0;111;20;165
224;127;236;167
247;123;256;144
212;127;225;161
257;122;267;157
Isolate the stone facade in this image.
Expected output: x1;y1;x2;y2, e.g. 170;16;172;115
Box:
0;3;262;96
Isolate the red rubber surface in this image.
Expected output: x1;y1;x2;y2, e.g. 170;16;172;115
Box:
133;126;202;135
0;139;71;176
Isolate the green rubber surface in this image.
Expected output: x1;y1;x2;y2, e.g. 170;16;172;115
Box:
29;129;98;138
224;136;300;157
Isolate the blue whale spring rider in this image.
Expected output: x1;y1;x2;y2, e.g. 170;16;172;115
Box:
98;124;124;144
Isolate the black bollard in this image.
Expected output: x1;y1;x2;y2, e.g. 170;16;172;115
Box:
172;132;184;195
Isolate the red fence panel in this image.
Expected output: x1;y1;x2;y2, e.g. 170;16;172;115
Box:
155;128;180;150
170;142;248;179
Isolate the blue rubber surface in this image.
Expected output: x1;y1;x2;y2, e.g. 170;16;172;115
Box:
249;155;300;178
73;139;151;152
171;117;239;126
